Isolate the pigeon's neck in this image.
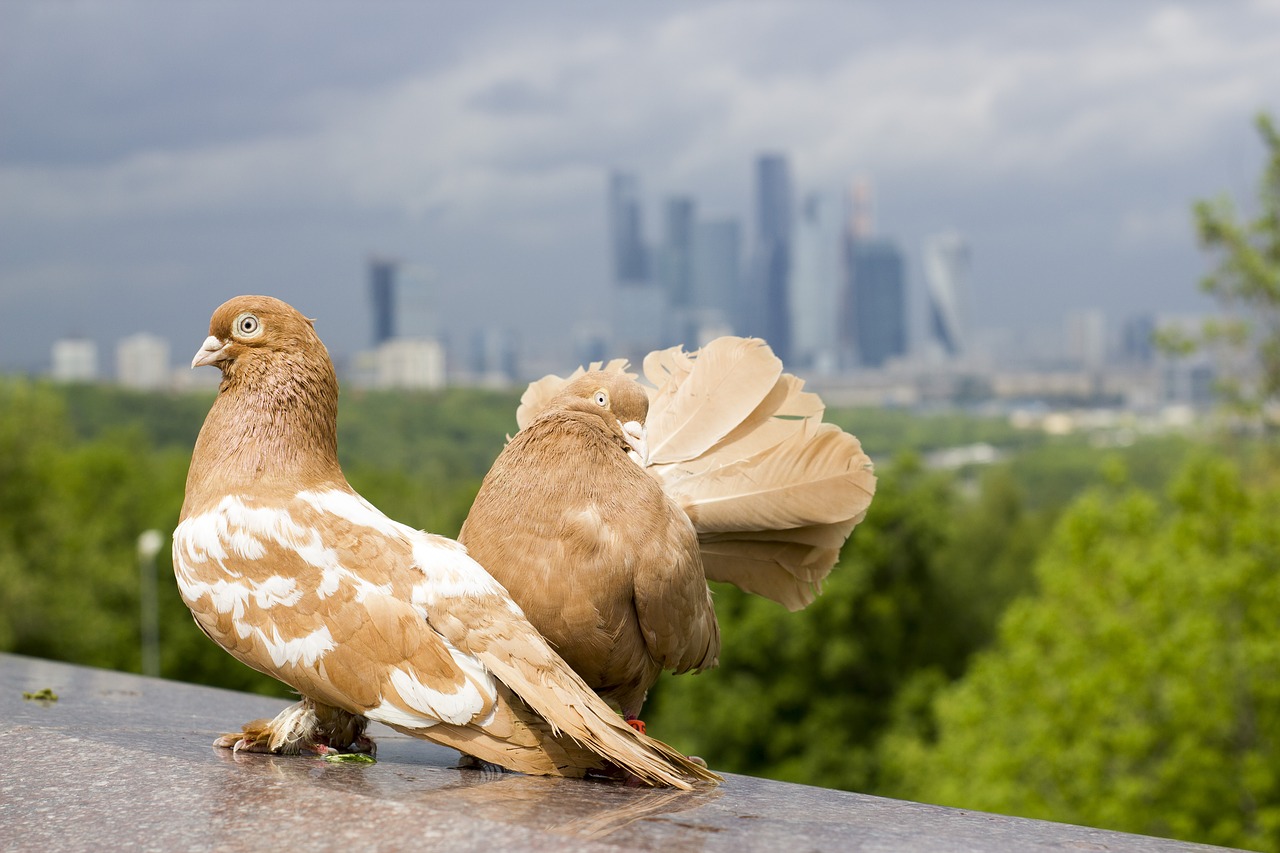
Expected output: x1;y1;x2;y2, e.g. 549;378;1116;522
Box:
183;358;343;512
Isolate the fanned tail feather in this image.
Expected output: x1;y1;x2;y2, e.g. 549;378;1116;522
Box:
664;425;875;532
699;518;864;611
643;338;783;464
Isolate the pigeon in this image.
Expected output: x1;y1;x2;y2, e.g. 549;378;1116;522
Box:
459;337;876;727
171;295;717;788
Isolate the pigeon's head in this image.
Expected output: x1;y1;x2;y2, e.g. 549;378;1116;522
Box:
556;371;650;427
191;295;328;375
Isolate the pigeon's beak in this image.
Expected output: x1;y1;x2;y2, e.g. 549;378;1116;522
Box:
191;335;232;369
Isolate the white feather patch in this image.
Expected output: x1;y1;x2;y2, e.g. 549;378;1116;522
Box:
250;623;335;669
366;639;497;730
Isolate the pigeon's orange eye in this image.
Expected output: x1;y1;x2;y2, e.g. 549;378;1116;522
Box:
233;312;262;339
594;390;608;408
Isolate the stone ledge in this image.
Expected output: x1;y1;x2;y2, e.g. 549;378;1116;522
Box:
0;653;1242;852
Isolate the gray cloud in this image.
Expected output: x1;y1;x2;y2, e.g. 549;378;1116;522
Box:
1;0;1277;373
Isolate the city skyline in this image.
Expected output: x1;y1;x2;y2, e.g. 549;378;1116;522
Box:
4;2;1278;376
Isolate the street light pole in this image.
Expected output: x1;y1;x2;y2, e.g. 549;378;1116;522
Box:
137;529;165;678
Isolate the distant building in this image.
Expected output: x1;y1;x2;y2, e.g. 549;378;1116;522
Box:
844;238;907;368
658;196;699;346
469;327;518;385
372;338;445;390
659;196;696;310
921;232;969;358
607;170;667;360
1120;314;1157;365
1066;309;1107;370
608;171;649;284
397;264;439;340
116;333;171;390
51;337;98;382
743;154;794;362
369;257;398;346
789;192;843;373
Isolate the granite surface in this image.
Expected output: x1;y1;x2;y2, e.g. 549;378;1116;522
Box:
0;653;1246;852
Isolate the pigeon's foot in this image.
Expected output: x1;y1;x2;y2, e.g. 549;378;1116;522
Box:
213;698;373;757
457;753;512;774
624;716;646;735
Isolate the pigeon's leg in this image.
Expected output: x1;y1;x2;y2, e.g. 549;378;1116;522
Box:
457;754;512;774
214;698;374;756
624;716;646;735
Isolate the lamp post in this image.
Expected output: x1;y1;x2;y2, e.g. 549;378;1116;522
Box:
137;529;165;678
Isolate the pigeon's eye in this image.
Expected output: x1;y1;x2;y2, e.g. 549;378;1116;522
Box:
593;390;608;408
233;312;262;339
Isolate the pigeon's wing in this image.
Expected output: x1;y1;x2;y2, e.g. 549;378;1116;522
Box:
629;495;721;674
172;489;499;731
175;487;716;787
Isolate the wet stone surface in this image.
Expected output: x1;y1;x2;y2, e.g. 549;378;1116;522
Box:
0;653;1243;852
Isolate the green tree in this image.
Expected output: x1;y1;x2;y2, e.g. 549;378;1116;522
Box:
1166;112;1280;414
644;455;1042;792
885;457;1280;851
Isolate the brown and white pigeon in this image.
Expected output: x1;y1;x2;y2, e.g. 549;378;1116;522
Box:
459;337;876;727
171;294;717;788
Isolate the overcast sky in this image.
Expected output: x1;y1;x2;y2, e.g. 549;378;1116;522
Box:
2;1;1278;374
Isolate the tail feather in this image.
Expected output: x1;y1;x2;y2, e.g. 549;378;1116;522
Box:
699;518;864;611
643;338;783;464
666;425;875;533
475;644;720;789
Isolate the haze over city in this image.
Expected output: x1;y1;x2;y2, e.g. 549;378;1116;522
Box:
3;1;1279;379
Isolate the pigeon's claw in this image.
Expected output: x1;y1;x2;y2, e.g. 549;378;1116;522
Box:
625;716;647;735
212;699;373;757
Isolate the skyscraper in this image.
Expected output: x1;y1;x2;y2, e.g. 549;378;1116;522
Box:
921;232;969;357
684;217;741;346
659;196;696;310
845;238;907;368
369;257;398;346
607;170;665;360
692;218;740;315
744;153;793;362
608;171;649;284
789;192;842;372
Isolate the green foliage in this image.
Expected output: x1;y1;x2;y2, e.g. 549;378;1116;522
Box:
826;405;1037;460
884;456;1280;851
1171;112;1280;414
644;454;1054;791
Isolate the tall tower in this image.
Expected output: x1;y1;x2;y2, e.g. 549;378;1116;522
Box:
608;171;649;284
846;239;907;368
660;196;696;310
607;170;664;361
369;257;398;346
921;232;969;358
745;153;794;362
789;192;842;373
